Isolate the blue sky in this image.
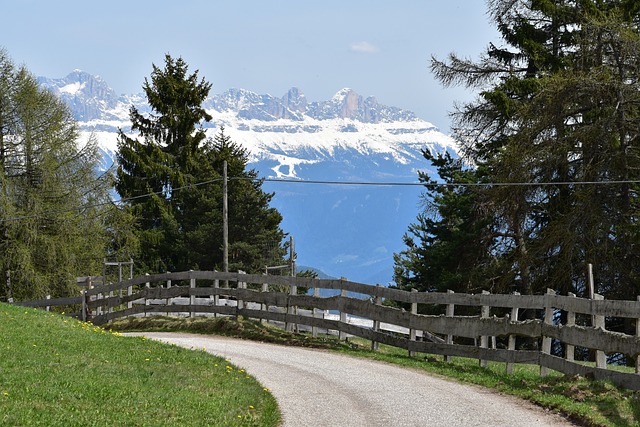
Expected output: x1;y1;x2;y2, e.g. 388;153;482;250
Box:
1;1;499;132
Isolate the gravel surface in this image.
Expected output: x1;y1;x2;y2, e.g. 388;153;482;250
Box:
129;332;576;427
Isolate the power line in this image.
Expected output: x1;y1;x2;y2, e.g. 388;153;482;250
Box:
1;176;639;224
263;177;640;187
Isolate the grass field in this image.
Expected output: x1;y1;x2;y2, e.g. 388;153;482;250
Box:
340;338;640;427
111;315;640;427
0;304;280;426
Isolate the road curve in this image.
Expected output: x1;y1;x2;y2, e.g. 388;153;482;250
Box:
129;332;574;427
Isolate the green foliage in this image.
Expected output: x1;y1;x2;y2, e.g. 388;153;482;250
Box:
343;337;640;427
116;55;286;274
0;49;115;301
404;1;640;299
393;151;503;295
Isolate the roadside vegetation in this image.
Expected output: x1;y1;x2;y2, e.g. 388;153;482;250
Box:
0;304;280;426
110;315;640;427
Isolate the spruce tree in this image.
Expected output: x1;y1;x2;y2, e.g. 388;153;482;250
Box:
183;127;286;273
116;56;286;274
116;54;212;273
393;150;502;295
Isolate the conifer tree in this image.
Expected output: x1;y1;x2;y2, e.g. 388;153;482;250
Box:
116;55;286;273
0;49;113;300
116;54;212;273
398;1;640;299
182;127;286;272
393;151;500;295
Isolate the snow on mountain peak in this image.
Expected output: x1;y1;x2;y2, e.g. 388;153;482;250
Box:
37;69;461;285
37;70;459;174
331;88;355;102
38;70;459;174
60;81;86;95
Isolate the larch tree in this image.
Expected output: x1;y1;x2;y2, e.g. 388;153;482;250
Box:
0;49;113;301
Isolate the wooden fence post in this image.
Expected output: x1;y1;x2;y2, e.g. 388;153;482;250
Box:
260;273;269;323
312;286;320;338
96;287;103;317
506;291;520;374
86;277;95;318
144;274;150;317
409;289;418;357
237;271;245;317
81;290;87;322
636;296;640;374
594;293;606;370
127;281;133;310
213;276;219;317
541;288;555;377
479;290;490;368
371;284;382;351
45;295;51;312
166;273;171;317
445;290;455;363
565;293;576;363
108;279;114;320
190;275;196;319
339;289;348;340
285;282;298;332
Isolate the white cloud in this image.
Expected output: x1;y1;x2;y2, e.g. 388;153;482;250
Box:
332;196;347;210
350;41;380;54
332;254;359;264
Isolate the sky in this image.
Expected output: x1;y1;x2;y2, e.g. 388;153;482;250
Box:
0;1;500;133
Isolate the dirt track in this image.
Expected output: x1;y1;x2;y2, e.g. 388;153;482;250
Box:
129;332;575;427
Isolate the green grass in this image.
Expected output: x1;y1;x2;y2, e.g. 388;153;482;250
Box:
0;304;280;426
110;315;640;427
339;338;640;427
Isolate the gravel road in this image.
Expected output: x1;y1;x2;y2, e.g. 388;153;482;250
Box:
130;332;575;427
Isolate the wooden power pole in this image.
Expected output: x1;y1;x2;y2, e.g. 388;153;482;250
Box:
223;160;229;287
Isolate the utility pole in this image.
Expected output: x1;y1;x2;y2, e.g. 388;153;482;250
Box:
223;160;229;287
289;236;296;278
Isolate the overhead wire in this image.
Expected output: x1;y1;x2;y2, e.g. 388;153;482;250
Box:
1;175;639;223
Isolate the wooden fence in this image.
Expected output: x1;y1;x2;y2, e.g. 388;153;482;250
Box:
15;270;640;390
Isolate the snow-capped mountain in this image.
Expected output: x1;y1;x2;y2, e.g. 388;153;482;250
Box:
38;71;457;285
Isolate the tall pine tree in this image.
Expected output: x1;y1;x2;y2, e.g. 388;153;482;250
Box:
116;54;212;273
393;150;499;295
399;1;640;299
116;55;286;274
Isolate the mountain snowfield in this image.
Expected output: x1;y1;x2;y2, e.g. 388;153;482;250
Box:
39;70;458;284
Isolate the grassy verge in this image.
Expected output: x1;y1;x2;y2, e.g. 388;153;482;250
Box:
339;338;640;427
0;304;280;426
110;315;640;427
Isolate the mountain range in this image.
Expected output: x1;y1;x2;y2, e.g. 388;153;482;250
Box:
38;70;458;285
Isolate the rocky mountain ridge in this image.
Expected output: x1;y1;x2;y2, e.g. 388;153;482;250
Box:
38;70;419;124
37;70;457;285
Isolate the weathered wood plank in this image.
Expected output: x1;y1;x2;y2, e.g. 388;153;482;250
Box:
15;296;83;308
546;294;640;318
91;305;146;325
412;292;544;309
540;354;640;390
87;289;146;310
81;270;640;320
19;269;640;392
542;324;640;356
